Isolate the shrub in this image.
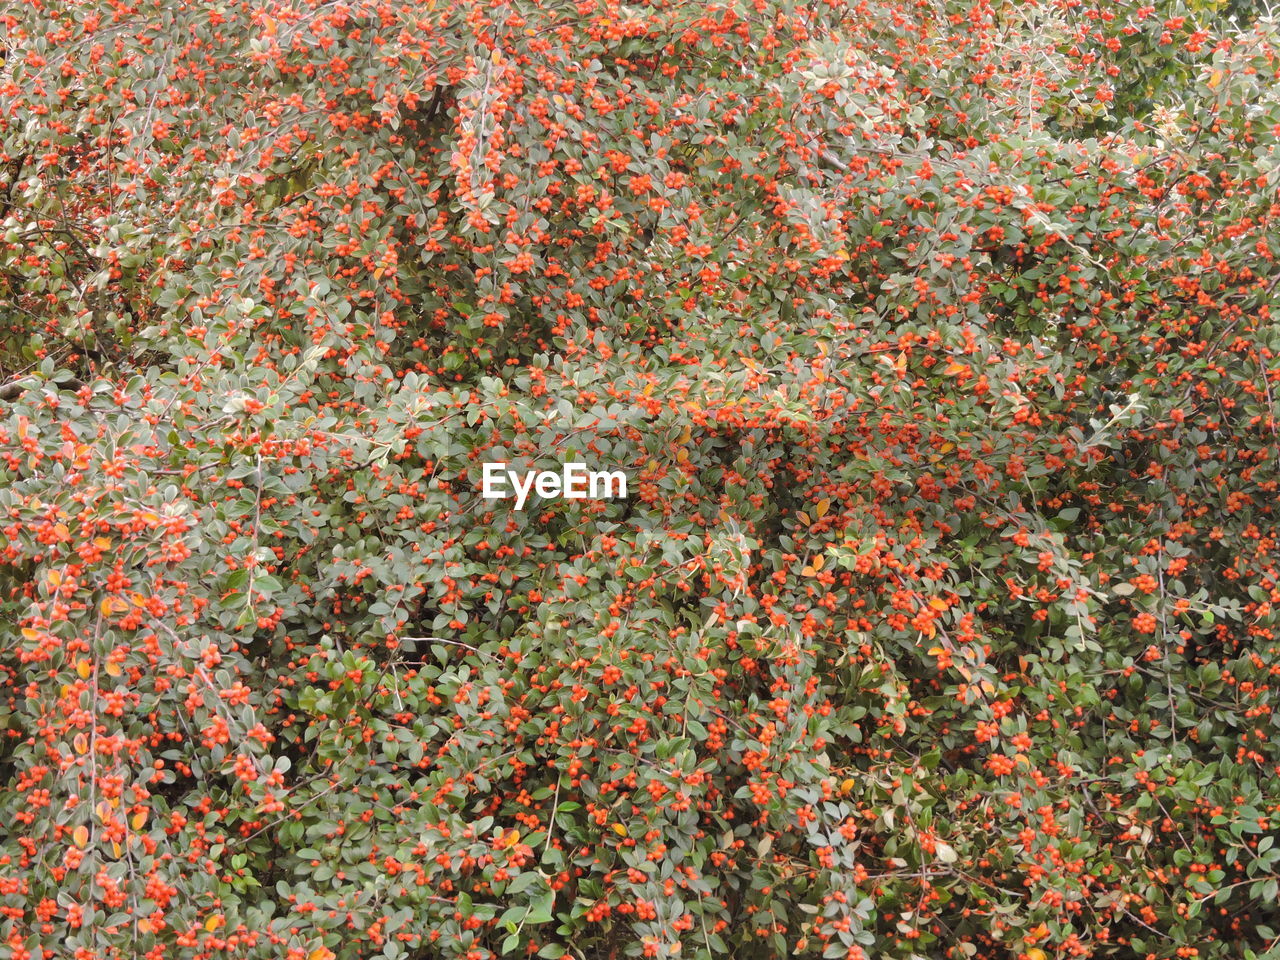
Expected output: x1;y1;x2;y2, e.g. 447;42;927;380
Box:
2;0;1280;958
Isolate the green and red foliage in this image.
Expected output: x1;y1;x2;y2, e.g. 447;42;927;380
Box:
2;0;1280;957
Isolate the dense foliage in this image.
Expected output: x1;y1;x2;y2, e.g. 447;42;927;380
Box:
3;0;1280;957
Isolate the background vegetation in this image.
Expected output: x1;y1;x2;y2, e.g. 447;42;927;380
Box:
3;0;1280;957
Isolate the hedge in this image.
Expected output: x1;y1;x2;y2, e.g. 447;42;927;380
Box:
2;0;1280;958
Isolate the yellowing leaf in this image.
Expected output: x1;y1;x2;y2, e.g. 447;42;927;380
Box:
612;823;627;837
72;826;88;847
1207;69;1224;89
308;949;335;960
815;498;830;519
74;733;88;754
132;811;148;830
138;918;153;934
205;914;224;932
75;660;91;680
878;353;906;374
105;662;122;677
929;597;948;611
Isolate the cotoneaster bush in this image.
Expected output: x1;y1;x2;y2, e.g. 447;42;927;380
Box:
2;0;1280;959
